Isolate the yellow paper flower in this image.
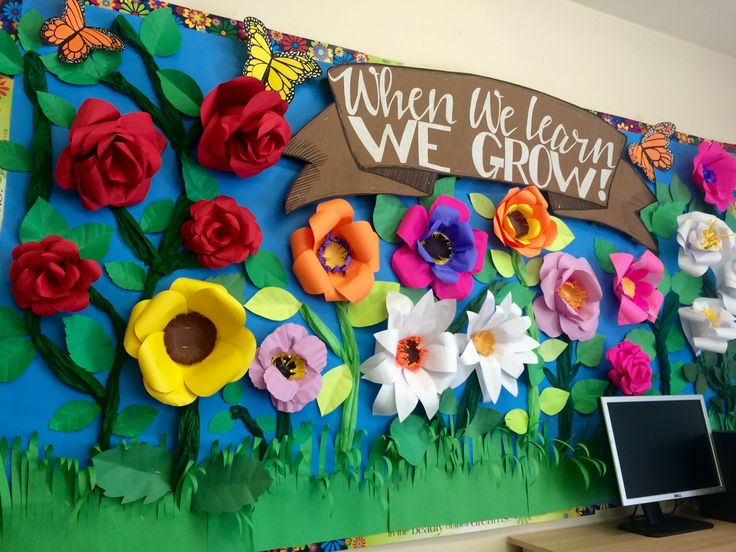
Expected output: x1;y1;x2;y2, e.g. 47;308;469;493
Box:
124;278;256;406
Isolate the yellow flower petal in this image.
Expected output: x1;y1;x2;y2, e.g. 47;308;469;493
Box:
134;290;187;342
187;286;246;341
228;327;256;382
123;300;150;358
170;277;217;302
183;339;247;397
138;331;185;393
143;381;197;407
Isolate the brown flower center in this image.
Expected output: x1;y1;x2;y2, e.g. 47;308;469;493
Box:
396;336;426;371
472;330;496;356
163;312;217;365
272;353;306;380
507;210;530;238
421;231;453;265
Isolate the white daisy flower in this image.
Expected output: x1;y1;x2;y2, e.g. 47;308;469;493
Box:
679;297;736;354
677;212;734;277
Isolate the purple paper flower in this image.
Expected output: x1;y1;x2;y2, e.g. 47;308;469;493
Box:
692;141;736;211
249;323;327;413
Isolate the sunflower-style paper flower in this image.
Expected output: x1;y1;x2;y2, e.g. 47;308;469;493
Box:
123;278;256;406
493;186;558;257
290;199;379;303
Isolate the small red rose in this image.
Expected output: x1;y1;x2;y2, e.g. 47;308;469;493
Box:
55;98;167;210
197;76;291;178
180;195;263;268
10;236;102;316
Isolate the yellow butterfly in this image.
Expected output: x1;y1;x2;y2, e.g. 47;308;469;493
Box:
242;17;322;103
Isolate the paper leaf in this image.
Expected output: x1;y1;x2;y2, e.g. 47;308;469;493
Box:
639;202;657;232
93;443;172;505
726;209;736;232
683;363;698;383
390;414;432;466
399;286;426;305
347;281;399;327
671;271;702;305
466;407;503;436
0;307;26;339
658;266;671;294
669;174;692;204
193;454;272;513
496;282;536;309
18;9;44;52
473;251;497;284
539;387;570;416
105;261;147;291
36;91;76;128
666;323;686;352
139;199;174;233
593;238;618;274
438;388;458;415
113;405;159;438
469;193;495;219
204;272;247;303
655;181;672;204
0;337;35;382
222;381;244;405
490;249;514;278
90;51;122;78
373;194;407;243
42;53;99;85
651;202;686;238
670;360;687;395
245;287;301;321
0;140;31;171
546;217;575;251
0;30;23;75
419;176;455;209
63;315;115;373
504;408;529;435
208;411;235;434
525;257;543;286
571;379;608;414
577;333;605;367
182;154;219;201
140;7;181;57
157;69;203;117
539;338;568;362
49;400;100;432
624;328;656;359
316;364;352;416
256;415;276;433
244;249;288;289
65;223;114;261
20;198;69;242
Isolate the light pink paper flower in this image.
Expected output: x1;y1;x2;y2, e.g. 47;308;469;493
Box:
610;250;664;325
532;252;602;341
692;141;736;211
606;341;652;396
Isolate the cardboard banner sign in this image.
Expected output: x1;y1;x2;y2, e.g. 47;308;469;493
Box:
284;64;657;250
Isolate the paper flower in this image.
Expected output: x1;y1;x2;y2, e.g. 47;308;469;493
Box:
123;278;256;406
714;257;736;315
361;290;458;421
610;250;664;325
679;297;736;354
606;341;652;396
291;199;379;303
452;291;539;403
676;212;734;277
249;323;326;413
493;186;558;257
391;195;487;300
533;252;602;341
692;141;736;211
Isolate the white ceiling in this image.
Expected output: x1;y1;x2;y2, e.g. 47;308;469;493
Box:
570;0;736;57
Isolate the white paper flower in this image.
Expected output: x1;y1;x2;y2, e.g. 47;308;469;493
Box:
679;297;736;354
677;212;734;277
714;254;736;315
361;290;458;421
451;291;539;403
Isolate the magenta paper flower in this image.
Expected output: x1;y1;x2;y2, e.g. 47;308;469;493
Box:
692;141;736;211
249;323;327;413
610;250;664;325
391;195;487;300
533;252;602;341
606;341;652;396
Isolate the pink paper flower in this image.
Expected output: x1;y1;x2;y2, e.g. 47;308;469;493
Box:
692;141;736;211
606;341;652;395
391;195;487;300
533;252;602;341
610;250;664;325
249;324;327;413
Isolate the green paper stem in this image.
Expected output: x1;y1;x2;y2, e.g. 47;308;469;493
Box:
457;371;482;429
336;301;360;452
100;72;170;140
511;250;527;286
22;51;52;209
172;399;200;490
524;302;543;441
88;287;126;337
554;336;574;443
650;291;679;395
229;405;267;458
276;411;291;441
112;207;160;266
299;303;343;358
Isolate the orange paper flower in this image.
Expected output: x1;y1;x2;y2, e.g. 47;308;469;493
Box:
290;199;379;303
493;186;558;257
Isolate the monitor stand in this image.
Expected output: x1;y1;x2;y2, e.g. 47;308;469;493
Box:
619;502;714;538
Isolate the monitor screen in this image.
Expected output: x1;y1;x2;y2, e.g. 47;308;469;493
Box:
601;396;724;505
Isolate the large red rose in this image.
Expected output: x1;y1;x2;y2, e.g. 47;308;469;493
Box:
197;76;291;178
55;98;167;210
180;196;263;268
10;236;102;316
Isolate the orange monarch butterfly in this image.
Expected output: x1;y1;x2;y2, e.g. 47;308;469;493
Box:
40;0;124;64
627;122;675;182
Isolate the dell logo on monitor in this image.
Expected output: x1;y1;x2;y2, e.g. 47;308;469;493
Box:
674;493;683;498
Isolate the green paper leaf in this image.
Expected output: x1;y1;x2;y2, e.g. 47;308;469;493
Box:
64;223;114;261
671;271;703;305
0;140;31;171
670;360;687;395
546;217;575;251
347;281;399;327
256;415;276;433
93;443;173;505
105;261;147;291
90;51;122;78
539;338;568;362
139;199;174;233
244;249;288;289
18;9;44;52
182;154;219;201
695;372;708;395
666;324;687;352
42;53;99;85
113;405;159;438
525;257;543;287
35;91;76;128
473;251;497;284
390;414;432;466
140;7;181;57
0;337;35;382
651;201;686;238
669;174;692;204
438;388;458;416
504;408;529;435
571;379;608;415
655;181;672;204
316;364;352;416
419;177;455;209
204;272;247;303
726;209;736;232
577;334;605;367
683;363;699;383
157;68;203;117
490;249;514;278
193;454;272;513
496;282;536;309
624;328;656;359
466;407;503;436
593;238;618;274
0;30;23;75
373;194;407;243
399;286;426;305
639;202;657;232
658;266;671;295
539;387;570;416
63;315;115;373
208;411;235;434
19;198;69;242
0;307;26;339
245;287;301;321
469;192;495;219
222;381;244;405
49;400;100;432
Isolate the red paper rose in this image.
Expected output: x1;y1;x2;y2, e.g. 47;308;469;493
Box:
181;195;263;268
606;340;652;396
55;98;167;211
197;76;291;178
10;236;102;316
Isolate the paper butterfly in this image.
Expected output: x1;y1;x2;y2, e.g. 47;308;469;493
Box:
40;0;124;64
242;17;322;103
627;122;675;182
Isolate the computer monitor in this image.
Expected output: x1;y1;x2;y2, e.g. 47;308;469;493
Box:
600;395;725;537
